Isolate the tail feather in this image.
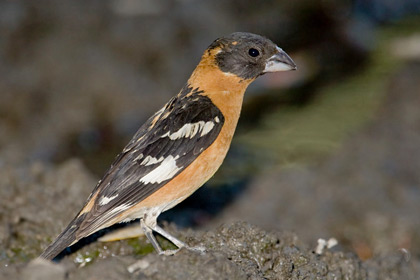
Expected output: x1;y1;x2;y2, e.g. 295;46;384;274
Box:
39;214;86;260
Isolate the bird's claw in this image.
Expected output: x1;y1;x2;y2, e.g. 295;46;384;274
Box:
159;245;206;256
186;245;206;254
158;249;180;256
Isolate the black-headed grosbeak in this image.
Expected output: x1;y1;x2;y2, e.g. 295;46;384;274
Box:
40;32;296;260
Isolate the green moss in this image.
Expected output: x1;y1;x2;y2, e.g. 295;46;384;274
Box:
127;238;155;256
9;247;29;263
127;235;180;256
156;235;178;251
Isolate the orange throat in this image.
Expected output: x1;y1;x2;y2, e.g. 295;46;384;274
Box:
187;50;254;135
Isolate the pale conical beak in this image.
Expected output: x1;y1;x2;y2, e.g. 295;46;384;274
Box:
264;46;297;72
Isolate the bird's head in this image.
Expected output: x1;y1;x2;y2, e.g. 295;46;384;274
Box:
207;32;296;80
187;32;297;109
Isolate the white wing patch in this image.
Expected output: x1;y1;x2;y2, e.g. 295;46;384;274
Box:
108;203;132;216
200;121;215;137
161;121;215;140
99;194;119;206
134;153;144;161
139;155;182;184
140;155;165;166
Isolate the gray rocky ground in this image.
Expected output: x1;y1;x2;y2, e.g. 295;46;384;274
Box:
1;62;420;279
1;1;420;279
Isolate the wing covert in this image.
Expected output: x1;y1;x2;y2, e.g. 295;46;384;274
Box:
77;90;224;236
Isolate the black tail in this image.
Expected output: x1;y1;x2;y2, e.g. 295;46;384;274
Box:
39;214;86;260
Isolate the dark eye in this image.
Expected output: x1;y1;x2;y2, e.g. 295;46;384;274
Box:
248;48;260;57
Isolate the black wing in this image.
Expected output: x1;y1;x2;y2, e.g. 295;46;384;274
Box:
76;90;224;237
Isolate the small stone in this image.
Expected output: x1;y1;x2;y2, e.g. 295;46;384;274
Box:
127;259;150;273
20;258;66;280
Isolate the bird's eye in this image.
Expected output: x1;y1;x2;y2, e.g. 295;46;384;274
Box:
248;48;260;57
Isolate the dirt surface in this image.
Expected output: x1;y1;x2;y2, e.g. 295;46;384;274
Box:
1;1;420;279
1;62;420;279
2;220;419;279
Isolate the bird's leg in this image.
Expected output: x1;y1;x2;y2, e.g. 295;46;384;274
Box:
141;216;179;256
140;218;163;254
152;223;206;254
151;223;187;249
142;215;205;255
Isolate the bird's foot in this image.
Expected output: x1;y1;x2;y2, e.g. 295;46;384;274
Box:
158;248;180;256
185;245;206;254
159;245;206;256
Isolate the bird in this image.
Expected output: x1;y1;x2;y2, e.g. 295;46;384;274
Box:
39;32;296;260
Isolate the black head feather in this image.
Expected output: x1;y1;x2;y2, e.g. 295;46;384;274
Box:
209;32;283;80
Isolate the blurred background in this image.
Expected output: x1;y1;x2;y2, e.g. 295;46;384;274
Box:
1;0;420;267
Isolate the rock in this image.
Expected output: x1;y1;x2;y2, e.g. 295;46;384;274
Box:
20;259;66;280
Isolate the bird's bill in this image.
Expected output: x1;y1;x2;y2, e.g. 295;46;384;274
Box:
264;46;297;72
